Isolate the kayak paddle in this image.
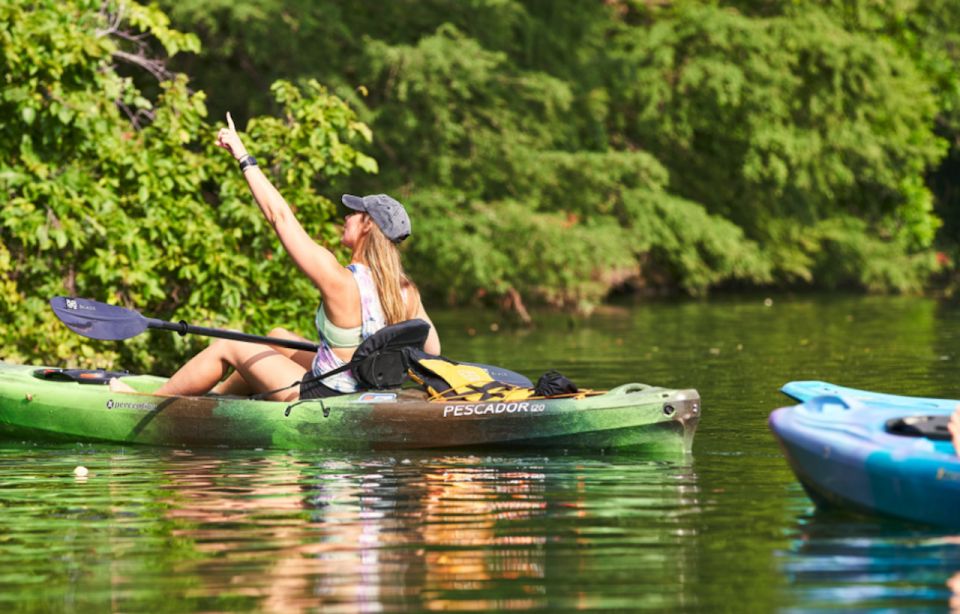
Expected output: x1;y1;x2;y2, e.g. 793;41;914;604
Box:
51;296;319;352
49;297;533;386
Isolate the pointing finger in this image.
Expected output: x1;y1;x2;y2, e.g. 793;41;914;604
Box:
226;111;236;132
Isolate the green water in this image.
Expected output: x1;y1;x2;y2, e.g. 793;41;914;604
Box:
3;294;960;611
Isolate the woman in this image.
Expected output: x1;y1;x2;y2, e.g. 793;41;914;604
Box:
112;112;440;400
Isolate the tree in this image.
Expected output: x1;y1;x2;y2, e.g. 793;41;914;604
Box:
158;0;949;299
0;0;375;370
609;3;946;289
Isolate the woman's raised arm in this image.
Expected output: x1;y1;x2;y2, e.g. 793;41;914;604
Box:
216;113;352;298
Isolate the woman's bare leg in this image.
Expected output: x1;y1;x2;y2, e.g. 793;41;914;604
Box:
211;328;315;396
143;338;308;401
210;369;255;397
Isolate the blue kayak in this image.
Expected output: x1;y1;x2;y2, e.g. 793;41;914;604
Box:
770;381;960;528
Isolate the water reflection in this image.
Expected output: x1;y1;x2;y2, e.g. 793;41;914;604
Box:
780;507;960;610
0;446;699;611
152;452;700;612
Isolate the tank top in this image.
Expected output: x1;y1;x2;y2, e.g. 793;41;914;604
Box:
315;306;363;348
311;263;397;392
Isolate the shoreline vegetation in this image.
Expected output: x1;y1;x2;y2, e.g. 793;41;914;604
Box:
4;0;960;371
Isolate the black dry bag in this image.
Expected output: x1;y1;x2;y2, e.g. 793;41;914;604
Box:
534;369;578;396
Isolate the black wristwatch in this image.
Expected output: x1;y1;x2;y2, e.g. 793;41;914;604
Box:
237;154;258;172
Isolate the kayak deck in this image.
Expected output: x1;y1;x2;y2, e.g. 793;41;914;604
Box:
782;380;959;410
0;362;700;454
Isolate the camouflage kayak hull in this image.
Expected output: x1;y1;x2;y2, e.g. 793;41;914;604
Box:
0;362;700;454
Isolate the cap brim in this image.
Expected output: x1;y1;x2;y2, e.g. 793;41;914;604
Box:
341;194;366;212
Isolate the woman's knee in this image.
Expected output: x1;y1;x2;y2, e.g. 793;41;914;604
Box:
212;338;264;363
267;327;293;338
207;338;234;355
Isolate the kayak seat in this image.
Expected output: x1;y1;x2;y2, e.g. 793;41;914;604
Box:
32;368;129;385
885;415;952;441
300;319;431;399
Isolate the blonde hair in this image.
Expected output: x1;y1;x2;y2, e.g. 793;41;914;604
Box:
357;216;416;324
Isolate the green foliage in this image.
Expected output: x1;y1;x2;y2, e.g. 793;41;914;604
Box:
501;150;772;295
821;0;960;249
4;0;959;373
152;0;951;302
407;190;639;310
359;24;573;194
0;0;373;370
609;4;946;286
358;23;772;302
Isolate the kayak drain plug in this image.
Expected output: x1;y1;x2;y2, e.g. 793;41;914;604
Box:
662;404;675;416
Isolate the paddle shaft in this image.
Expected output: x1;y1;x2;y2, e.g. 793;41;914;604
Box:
145;318;320;352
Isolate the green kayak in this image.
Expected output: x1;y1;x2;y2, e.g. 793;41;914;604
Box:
0;362;699;454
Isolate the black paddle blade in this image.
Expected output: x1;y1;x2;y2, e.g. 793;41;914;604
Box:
50;297;148;341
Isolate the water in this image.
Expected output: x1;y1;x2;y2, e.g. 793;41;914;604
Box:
1;294;959;611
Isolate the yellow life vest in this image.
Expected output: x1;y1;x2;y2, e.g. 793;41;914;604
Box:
409;358;537;402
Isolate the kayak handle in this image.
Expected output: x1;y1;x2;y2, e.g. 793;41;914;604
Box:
608;383;653;395
805;394;856;413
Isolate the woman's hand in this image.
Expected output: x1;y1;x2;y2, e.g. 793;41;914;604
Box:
216;112;249;160
950;408;960;456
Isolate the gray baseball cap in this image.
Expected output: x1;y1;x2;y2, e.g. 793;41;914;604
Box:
341;193;411;243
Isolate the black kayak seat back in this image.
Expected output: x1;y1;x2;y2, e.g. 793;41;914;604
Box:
300;318;431;399
885;415;952;441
